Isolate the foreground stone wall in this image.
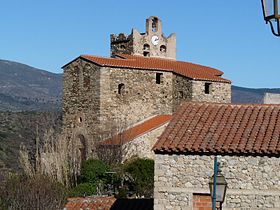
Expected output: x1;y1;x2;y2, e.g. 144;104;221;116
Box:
154;154;280;210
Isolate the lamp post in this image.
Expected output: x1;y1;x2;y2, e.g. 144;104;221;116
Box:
209;158;227;210
261;0;280;36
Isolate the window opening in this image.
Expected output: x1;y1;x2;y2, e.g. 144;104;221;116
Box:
143;51;150;57
152;17;158;32
118;83;125;94
156;73;163;84
160;45;167;52
205;83;212;94
179;91;183;98
143;44;150;51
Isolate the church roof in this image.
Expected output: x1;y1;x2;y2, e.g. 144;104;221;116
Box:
65;54;230;83
153;102;280;157
100;115;172;146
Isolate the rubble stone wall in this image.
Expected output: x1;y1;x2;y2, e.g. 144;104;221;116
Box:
192;80;231;103
154;154;280;210
122;122;169;161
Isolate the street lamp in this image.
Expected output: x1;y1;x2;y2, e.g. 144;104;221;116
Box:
209;162;227;210
261;0;280;36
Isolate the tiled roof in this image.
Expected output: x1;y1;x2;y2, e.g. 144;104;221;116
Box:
100;115;172;145
64;197;116;210
74;54;230;83
153;102;280;156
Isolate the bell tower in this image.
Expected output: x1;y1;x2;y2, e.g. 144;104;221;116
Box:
110;16;176;60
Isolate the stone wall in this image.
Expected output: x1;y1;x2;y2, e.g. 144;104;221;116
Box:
62;58;102;156
62;59;231;159
192;80;231;103
99;67;173;137
154;154;280;210
172;74;193;111
122;123;169;161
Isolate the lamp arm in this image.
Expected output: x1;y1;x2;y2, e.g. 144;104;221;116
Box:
267;19;280;36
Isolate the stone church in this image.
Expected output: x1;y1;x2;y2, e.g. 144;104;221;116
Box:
62;16;231;162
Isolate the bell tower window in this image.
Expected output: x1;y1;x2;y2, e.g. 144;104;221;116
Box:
152;17;158;32
160;45;167;53
143;51;150;57
143;44;150;51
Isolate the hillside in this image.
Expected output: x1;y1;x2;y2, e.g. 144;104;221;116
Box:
0;59;62;111
232;85;280;104
0;111;62;172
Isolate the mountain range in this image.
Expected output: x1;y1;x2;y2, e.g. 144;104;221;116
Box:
0;59;279;112
0;59;62;112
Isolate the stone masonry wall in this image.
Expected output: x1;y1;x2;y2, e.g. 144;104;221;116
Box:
63;58;101;156
99;67;173;138
122;122;169;162
192;80;231;103
154;154;280;210
172;74;193;112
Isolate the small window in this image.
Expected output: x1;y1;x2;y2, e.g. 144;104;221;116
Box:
143;44;150;51
118;83;125;94
160;45;166;52
205;82;212;94
120;44;126;49
156;73;163;84
179;91;183;98
143;51;150;57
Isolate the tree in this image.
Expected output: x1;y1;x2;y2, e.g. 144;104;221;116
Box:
124;158;154;198
0;174;68;210
70;159;111;197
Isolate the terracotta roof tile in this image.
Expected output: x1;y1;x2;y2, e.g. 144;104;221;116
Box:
75;54;230;83
153;102;280;156
64;197;116;210
100;115;172;145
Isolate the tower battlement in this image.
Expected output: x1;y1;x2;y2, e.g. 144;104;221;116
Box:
110;33;131;44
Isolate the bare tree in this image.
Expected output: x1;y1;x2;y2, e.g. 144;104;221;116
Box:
0;173;67;210
97;118;132;165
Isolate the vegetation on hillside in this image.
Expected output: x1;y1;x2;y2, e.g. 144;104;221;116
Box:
0;111;62;173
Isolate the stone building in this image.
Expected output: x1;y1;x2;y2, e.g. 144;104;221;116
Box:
61;16;231;161
264;92;280;104
153;101;280;210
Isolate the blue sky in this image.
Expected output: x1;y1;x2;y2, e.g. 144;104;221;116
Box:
0;1;279;88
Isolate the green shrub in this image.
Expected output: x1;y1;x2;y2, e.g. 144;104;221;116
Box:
79;159;109;184
70;182;97;197
124;158;154;198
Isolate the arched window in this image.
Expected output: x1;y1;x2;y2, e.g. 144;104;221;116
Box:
143;51;150;57
160;45;167;53
77;134;87;162
152;17;158;32
118;83;125;95
143;44;150;51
